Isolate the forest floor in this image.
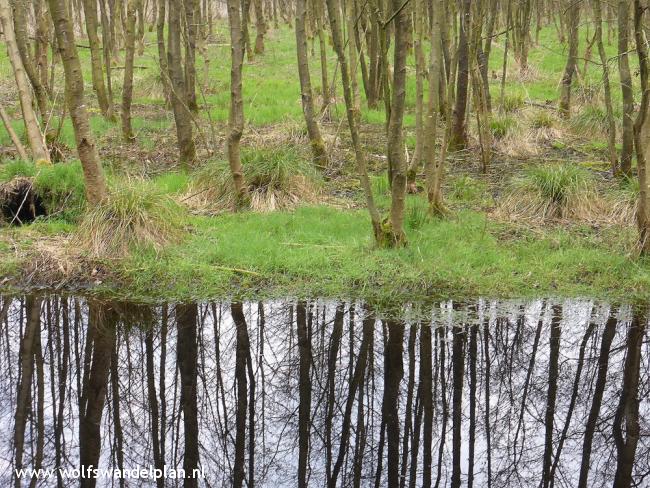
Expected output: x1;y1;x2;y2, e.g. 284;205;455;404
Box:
1;22;650;304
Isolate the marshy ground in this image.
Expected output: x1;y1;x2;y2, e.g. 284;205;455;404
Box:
1;22;649;303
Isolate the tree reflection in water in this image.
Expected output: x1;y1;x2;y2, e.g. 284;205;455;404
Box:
0;296;647;487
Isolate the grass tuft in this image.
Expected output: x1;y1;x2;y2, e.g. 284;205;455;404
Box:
448;175;488;205
406;197;429;230
495;164;634;223
76;179;184;257
187;146;322;212
490;115;517;140
571;105;617;135
530;111;555;129
502;94;525;113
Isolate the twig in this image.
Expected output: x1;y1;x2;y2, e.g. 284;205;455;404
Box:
212;265;262;276
281;242;345;249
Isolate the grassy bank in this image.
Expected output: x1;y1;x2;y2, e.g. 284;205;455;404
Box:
1;22;649;304
1;200;648;304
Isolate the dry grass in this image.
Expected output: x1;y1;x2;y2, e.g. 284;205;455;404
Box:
493;164;635;225
493;107;564;158
0;176;32;203
76;179;184;257
185;145;323;213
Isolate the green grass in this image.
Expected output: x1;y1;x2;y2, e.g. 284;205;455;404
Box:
1;21;648;304
107;205;649;303
490;114;517;139
0;160;87;220
571;105;619;134
191;146;322;211
525;164;594;206
152;171;191;194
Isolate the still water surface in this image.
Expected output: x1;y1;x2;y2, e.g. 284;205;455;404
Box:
0;296;648;487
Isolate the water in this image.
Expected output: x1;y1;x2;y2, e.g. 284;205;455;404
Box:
0;296;648;487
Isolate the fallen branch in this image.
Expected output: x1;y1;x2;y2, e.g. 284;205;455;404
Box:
212;265;262;276
111;65;149;70
524;100;558;111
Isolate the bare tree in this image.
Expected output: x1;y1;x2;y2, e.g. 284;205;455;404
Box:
384;0;410;246
79;303;117;488
231;302;250;488
296;302;311;488
48;0;109;203
82;0;113;119
633;0;650;254
168;0;196;166
558;0;580;117
612;309;645;487
176;303;200;487
226;0;250;207
325;0;383;243
592;0;617;173
295;0;328;168
619;0;634;176
450;0;471;150
0;0;50;164
122;0;139;141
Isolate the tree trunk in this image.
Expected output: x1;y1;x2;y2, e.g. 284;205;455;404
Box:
168;0;196;167
82;0;113;119
384;320;404;488
34;0;51;100
145;329;165;488
176;303;200;487
100;0;115;113
226;0;249;207
424;0;446;214
450;324;466;488
12;0;50;119
156;0;171;104
325;0;383;242
577;309;617;488
122;0;138;141
48;0;108;203
541;305;562;488
612;310;645;487
79;303;117;488
295;0;327;169
592;0;617;173
0;103;28;160
296;301;311;488
253;0;265;53
619;0;634;176
409;0;426;192
315;0;330;108
558;0;579;117
184;0;199;111
449;0;471;150
420;322;433;488
634;0;650;254
513;0;532;71
231;302;250;488
13;297;41;488
385;0;409;246
0;0;51;164
325;305;343;486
